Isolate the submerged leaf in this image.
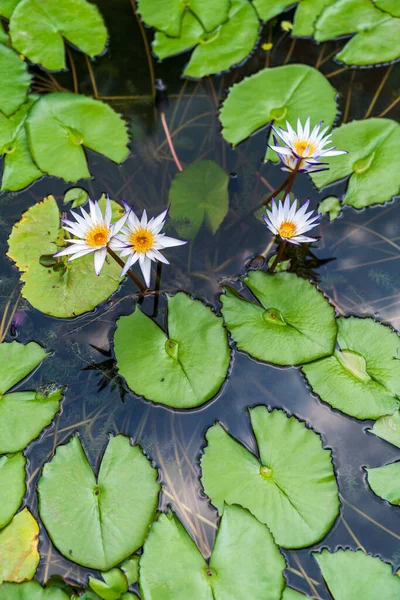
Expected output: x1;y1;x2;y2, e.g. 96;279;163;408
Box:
311;119;400;209
0;341;62;454
0;581;69;599
318;196;341;221
314;549;400;598
140;504;286;600
0;509;39;584
38;435;160;570
201;407;339;549
302;317;400;420
7;196;122;318
219;65;338;150
367;461;400;505
221;271;337;365
0;43;31;117
0;97;42;192
0;453;26;529
169;160;229;240
9;0;107;70
115;292;230;409
26;93;129;182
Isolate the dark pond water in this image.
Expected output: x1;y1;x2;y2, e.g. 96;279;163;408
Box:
1;2;400;597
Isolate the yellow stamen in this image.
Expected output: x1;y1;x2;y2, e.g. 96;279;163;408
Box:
278;221;297;239
294;140;316;157
129;228;154;253
85;225;109;247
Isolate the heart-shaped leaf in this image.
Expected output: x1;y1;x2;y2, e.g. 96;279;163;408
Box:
140;504;286;600
369;411;400;448
0;453;26;529
154;0;259;79
221;271;337;366
138;0;230;37
0;97;43;192
0;341;63;453
114;292;230;409
63;187;89;208
302;317;400;420
0;509;39;584
311;119;400;209
9;0;107;70
313;549;400;598
219;65;338;150
169;160;229;240
201;407;339;549
26;93;129;182
7;196;122;318
0;581;69;599
38;434;160;570
314;0;400;65
0;43;31;117
366;461;400;505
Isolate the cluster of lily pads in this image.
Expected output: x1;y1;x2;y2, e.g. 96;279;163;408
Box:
1;339;400;599
0;0;129;192
137;0;400;75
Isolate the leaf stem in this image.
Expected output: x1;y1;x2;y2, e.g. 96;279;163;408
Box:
107;248;147;292
160;112;183;172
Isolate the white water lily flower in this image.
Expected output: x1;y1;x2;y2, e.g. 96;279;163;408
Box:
111;207;187;287
269;117;347;173
54;197;129;275
263;196;320;245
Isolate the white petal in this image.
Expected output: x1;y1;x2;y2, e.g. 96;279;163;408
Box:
322;149;348;157
140;209;148;227
62;222;86;238
121;252;140;277
94;247;107;276
67;247;96;260
139;255;152;287
155;235;187;249
292;234;318;243
54;244;88;257
127;210;141;230
270;145;293;156
105;198;112;226
148;248;170;264
303;117;310;138
110;210;130;237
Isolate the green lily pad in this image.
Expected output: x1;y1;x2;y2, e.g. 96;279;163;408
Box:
367;461;400;505
314;549;400;598
201;407;339;549
9;0;107;70
374;0;400;17
282;589;311;600
7;195;123;318
221;271;337;366
0;0;21;18
38;435;160;571
318;196;341;222
89;568;128;600
0;341;63;453
63;187;89;209
184;0;259;79
26;93;129;182
302;317;400;420
138;0;229;37
0;509;39;584
0;453;26;529
219;65;338;151
0;22;8;43
314;0;400;65
169;160;229;240
292;0;335;37
114;292;230;409
311;119;400;209
253;0;293;21
140;504;286;600
0;43;31;117
369;411;400;448
0;97;43;192
0;581;69;600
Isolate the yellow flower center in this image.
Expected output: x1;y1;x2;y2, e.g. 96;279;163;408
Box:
278;221;297;239
85;225;109;247
129;228;154;253
294;140;316;157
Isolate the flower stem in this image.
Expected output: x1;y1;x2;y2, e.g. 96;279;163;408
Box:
160;112;183;172
107;248;147;292
268;240;287;273
262;175;290;207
